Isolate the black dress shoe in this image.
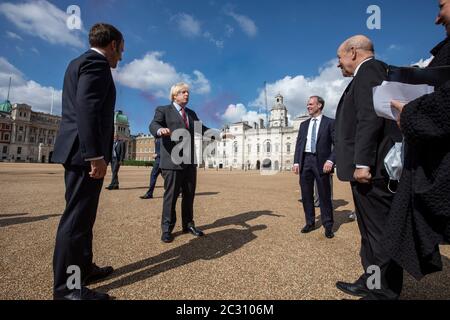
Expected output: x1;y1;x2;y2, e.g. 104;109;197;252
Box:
336;281;370;297
183;226;204;237
53;287;110;300
106;185;119;190
359;290;399;300
301;224;315;233
325;229;335;239
140;193;153;199
82;263;114;285
161;232;174;243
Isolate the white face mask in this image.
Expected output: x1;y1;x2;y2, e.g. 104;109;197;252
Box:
384;141;404;192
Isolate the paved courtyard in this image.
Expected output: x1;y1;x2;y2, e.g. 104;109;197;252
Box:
1;163;449;300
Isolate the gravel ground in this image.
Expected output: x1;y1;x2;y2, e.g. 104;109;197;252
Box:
1;163;449;300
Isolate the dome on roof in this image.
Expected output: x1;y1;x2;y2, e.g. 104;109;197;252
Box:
114;110;129;124
0;100;12;113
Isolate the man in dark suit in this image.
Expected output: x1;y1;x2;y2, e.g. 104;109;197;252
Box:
150;82;227;243
334;35;403;300
140;137;161;199
293;96;335;239
106;134;127;190
51;23;124;300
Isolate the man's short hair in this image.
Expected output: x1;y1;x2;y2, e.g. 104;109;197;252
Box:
170;82;190;101
310;96;325;110
89;23;123;48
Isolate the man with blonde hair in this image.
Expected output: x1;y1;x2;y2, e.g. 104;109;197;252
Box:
149;82;212;243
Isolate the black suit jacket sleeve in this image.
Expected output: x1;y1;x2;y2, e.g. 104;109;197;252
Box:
353;63;386;167
327;119;336;164
149;106;166;137
190;109;211;135
294;124;305;164
75;59;112;160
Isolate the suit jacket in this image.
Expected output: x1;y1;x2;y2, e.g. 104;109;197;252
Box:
334;58;402;181
149;104;210;170
112;140;126;162
293;115;336;174
52;50;116;166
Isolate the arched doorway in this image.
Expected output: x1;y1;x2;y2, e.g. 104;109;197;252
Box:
256;160;261;170
262;158;272;169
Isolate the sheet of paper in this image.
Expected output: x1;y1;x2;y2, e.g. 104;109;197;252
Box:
373;81;434;121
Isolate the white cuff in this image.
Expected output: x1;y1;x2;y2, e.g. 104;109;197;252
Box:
356;164;370;169
326;160;334;165
85;156;104;161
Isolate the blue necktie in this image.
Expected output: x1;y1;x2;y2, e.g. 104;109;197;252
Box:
311;119;317;153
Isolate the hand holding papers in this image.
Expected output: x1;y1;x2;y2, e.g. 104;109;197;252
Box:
373;81;434;121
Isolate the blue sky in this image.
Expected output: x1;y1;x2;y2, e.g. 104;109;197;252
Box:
0;0;446;134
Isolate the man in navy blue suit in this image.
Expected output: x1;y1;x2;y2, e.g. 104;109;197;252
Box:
51;23;124;300
293;96;335;239
140;137;161;199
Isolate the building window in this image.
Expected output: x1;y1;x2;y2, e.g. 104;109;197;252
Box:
266;142;271;153
18;135;22;142
17;147;22;154
19;126;24;131
286;143;291;153
48;138;52;144
4;134;9;141
233;142;238;154
257;144;260;153
248;145;251;154
2;146;7;154
30;136;35;143
39;137;43;143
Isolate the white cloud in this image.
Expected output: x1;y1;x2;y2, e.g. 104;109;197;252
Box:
225;24;234;38
226;10;257;37
114;52;211;98
6;31;22;41
0;57;62;114
172;13;201;38
0;0;84;48
203;31;224;49
249;59;351;120
412;56;434;68
220;103;266;125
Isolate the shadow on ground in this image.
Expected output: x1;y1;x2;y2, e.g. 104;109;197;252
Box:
95;210;281;292
0;213;61;228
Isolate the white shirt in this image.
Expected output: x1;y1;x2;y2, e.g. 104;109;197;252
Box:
90;47;105;57
353;57;373;77
304;114;322;153
294;114;333;167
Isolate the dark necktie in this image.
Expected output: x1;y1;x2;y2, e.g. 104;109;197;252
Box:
180;106;189;129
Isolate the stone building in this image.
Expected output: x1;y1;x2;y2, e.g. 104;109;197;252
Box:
206;94;309;171
134;134;156;161
0;102;60;162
